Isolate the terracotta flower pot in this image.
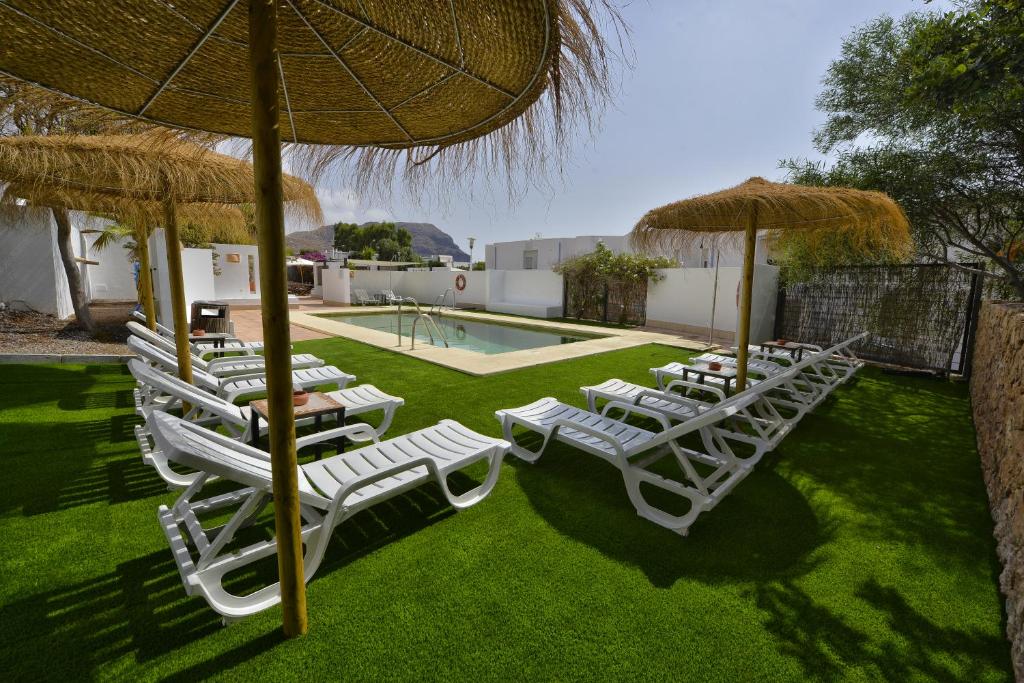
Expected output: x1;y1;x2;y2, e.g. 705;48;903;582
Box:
293;390;309;407
193;328;206;337
708;361;722;371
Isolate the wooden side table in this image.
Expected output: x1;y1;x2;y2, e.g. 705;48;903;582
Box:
679;362;740;396
248;392;347;460
190;332;231;357
760;341;808;362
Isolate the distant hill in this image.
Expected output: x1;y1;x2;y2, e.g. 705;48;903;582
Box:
286;222;469;261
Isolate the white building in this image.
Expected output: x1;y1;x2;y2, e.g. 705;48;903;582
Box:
485;233;771;271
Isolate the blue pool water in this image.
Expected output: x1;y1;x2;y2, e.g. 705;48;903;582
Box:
322;313;594;355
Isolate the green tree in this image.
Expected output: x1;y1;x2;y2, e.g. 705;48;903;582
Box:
783;1;1024;297
333;221;419;262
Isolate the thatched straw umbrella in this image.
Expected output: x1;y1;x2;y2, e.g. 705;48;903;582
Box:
0;0;619;635
0;133;320;388
631;177;912;389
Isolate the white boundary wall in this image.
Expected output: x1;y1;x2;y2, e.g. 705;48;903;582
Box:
646;265;779;342
322;265;351;304
151;229;217;330
0;205;74;317
351;269;487;307
82;232;137;301
212;243;261;301
487;270;563;317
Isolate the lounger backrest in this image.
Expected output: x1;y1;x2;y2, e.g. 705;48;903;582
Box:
645;333;869;450
148;412;328;505
128;359;245;425
127;336;220;390
128;321;178;353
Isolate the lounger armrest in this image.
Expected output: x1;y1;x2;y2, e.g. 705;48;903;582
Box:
216;370;269;384
295;423;379;450
599;400;673;431
664;379;726;402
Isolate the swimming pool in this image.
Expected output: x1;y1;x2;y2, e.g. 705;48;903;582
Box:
320;312;594;355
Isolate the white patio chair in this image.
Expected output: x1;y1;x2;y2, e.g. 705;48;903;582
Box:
352;288;377;305
148;410;508;621
128;336;354;403
380;289;401;305
129;360;405;488
127;321;322;376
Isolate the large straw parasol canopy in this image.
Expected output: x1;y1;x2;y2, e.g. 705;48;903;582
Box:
630;177;912;391
0;1;613;153
0;133;320;219
0;0;620;636
631;177;912;257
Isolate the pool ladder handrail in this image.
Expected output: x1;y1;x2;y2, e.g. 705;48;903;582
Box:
396;297;449;349
429;288;455;317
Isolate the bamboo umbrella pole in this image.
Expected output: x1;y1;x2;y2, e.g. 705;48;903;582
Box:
136;227;157;330
161;191;194;386
249;0;307;638
735;209;758;391
708;247;720;347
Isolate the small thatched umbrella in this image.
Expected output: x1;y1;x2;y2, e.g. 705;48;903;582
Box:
631;177;912;389
0;133;320;387
2;181;249;331
0;0;619;635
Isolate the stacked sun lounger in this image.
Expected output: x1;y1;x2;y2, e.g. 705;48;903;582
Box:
496;333;867;537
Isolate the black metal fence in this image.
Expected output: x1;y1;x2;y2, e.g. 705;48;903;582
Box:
775;264;983;375
562;277;648;325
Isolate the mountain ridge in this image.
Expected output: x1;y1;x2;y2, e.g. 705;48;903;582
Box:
286;222;470;261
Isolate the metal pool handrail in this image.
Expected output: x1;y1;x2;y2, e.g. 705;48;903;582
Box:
430;288;455;317
397;297;449;349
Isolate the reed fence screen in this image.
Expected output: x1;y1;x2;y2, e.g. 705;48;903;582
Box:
775;264;982;374
562;277;648;325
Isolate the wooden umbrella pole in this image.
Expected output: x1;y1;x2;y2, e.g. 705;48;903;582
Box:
161;191;193;386
735;208;758;391
249;0;307;638
136;227;157;330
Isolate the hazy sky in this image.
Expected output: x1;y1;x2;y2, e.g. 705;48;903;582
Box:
305;0;946;256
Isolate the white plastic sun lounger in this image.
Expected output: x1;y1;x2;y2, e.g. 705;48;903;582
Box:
495;394;756;535
148;410;508;621
130;360;404;488
128;336;354;403
580;377;792;461
498;347;861;535
131;310;269;358
731;335;866;381
128;322;322;376
353;288;377;305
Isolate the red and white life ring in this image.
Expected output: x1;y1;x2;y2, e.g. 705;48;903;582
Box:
455;273;467;292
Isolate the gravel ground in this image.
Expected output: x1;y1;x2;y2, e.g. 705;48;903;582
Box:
0;308;130;355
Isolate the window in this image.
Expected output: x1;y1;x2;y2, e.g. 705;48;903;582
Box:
523;249;538;270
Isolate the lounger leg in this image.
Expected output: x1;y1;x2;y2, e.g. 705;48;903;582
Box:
501;416;554;463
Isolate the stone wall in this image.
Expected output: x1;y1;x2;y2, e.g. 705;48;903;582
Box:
970;301;1024;679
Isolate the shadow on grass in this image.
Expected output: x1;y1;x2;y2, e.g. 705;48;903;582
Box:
511;440;832;588
0;471;482;680
781;371;996;565
754;579;1011;681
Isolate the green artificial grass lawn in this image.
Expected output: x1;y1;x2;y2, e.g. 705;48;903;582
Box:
0;340;1013;681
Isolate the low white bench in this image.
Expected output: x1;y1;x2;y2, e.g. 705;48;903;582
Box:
486;301;563;318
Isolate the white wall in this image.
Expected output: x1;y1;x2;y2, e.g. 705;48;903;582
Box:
151;229;217;330
350;269;487;307
212;243;261;300
485;233;772;270
0;205;73;318
81;232;137;301
645;265;779;342
322;265;351;304
488;270;563;305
